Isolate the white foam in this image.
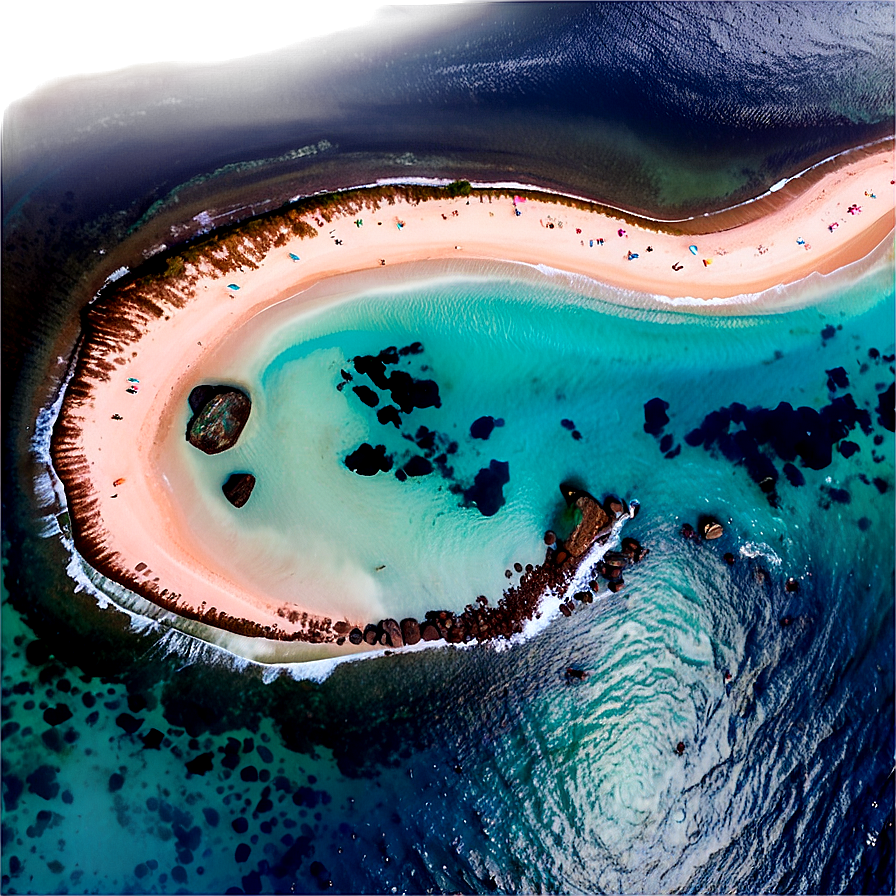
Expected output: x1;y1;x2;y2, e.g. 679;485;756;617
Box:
739;541;783;567
104;266;130;284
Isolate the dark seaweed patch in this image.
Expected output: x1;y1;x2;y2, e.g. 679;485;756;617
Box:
42;704;72;727
377;405;401;428
877;382;894;432
345;443;393;476
470;416;496;440
643;397;670;436
662;377;876;503
826;366;849;391
454;460;510;517
26;765;59;801
352;385;379;407
402;456;433;477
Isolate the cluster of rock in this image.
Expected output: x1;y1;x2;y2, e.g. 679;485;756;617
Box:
185;383;256;508
340;484;647;650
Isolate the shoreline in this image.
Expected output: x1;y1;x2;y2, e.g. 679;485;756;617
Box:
50;144;895;653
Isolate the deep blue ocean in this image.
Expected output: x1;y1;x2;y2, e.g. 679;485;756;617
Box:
2;3;894;894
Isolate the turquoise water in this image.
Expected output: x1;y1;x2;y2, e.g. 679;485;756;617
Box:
163;261;893;633
3;256;894;894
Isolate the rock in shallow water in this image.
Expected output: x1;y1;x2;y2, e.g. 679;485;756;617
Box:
186;388;251;454
222;473;256;508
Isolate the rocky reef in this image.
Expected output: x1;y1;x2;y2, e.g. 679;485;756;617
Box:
186;385;251;455
341;484;646;650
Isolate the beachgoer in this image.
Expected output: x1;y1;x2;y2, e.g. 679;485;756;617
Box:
646;245;653;252
675;742;686;755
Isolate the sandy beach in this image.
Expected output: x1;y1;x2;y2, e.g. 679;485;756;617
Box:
50;145;895;652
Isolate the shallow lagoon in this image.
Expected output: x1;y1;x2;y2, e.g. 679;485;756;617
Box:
148;255;896;643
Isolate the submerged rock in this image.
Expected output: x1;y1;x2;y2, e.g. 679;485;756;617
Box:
470;416;496;440
345;443;393;476
187;388;251;454
643;397;670;436
222;473;256;508
461;460;510;517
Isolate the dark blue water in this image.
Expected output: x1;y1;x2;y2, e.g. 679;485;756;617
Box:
2;3;894;893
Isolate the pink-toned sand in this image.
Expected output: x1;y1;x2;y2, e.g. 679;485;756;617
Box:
53;147;895;652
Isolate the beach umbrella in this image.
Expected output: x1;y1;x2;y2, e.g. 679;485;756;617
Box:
689;245;698;255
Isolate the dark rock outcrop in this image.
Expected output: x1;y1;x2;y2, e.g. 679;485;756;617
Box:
380;618;404;648
222;473;256;508
187;388;251;454
400;618;421;645
560;484;612;558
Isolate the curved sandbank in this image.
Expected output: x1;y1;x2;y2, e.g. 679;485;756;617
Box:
50;146;895;655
